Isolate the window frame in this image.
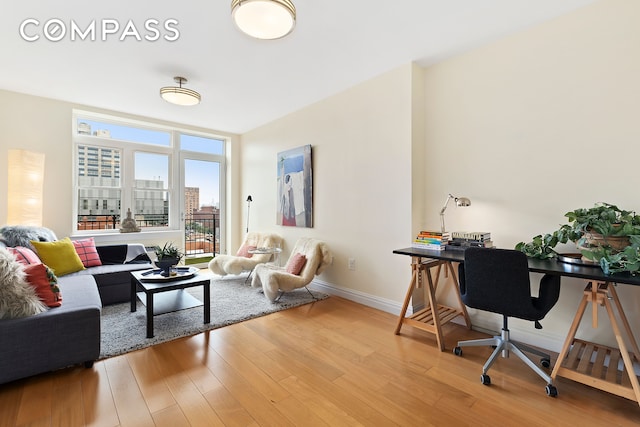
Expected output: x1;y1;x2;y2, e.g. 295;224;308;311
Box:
72;110;226;237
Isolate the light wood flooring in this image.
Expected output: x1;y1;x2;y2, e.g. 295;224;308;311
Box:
1;296;639;426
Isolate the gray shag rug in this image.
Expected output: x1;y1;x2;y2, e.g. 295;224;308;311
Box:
99;275;327;359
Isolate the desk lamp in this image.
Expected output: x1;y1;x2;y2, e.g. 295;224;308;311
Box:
440;193;471;233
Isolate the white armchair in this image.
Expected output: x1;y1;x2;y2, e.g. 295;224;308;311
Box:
251;237;332;302
208;232;283;276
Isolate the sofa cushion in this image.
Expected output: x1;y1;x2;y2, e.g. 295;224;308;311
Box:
72;237;102;268
0;247;47;319
31;237;85;276
24;263;62;308
64;262;153;305
6;246;41;265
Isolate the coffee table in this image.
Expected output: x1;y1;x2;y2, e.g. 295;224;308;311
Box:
130;268;213;338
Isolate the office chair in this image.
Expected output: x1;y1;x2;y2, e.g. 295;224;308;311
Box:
453;247;561;396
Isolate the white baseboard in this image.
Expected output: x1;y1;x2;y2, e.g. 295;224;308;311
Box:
308;279;566;353
309;279;404;316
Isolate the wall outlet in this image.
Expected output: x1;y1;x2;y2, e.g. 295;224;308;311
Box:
348;258;356;271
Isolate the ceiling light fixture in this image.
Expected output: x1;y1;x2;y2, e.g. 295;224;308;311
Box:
160;76;201;106
231;0;296;40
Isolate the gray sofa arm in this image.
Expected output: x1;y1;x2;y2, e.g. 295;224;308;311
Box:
0;276;101;384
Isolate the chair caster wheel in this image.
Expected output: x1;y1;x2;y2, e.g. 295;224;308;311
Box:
545;384;558;397
541;358;551;368
453;346;462;356
481;374;491;385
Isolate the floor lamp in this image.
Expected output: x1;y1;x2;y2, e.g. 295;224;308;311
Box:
7;149;45;226
246;195;252;233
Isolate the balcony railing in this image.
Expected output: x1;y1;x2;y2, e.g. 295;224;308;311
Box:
77;212;220;258
185;214;219;258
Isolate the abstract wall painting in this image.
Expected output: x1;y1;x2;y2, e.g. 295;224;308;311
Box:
277;145;312;228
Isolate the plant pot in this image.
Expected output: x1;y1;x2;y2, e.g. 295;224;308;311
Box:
582;232;630;251
155;257;179;276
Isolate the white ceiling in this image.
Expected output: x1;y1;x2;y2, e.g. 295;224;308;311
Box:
0;1;595;134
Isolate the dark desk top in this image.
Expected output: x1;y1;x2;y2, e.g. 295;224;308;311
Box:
393;247;640;287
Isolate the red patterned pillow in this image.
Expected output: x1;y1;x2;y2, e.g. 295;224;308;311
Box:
24;263;62;307
236;244;257;258
72;237;102;267
286;253;307;275
6;246;41;265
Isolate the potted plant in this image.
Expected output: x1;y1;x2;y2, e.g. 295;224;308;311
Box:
516;203;640;275
154;242;184;276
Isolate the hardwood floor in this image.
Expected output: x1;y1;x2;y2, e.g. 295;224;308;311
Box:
1;296;639;426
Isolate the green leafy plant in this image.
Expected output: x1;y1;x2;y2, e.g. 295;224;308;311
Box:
154;242;184;262
516;203;640;275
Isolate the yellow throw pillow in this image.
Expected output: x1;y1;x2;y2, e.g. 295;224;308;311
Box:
31;237;86;276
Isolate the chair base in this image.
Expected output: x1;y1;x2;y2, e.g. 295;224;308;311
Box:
274;286;317;302
454;325;557;396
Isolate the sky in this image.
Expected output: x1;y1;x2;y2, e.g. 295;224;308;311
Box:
80;119;222;207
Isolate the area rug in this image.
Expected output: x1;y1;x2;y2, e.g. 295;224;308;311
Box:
99;276;328;359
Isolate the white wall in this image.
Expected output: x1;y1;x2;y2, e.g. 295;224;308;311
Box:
0;90;239;251
240;64;419;310
422;0;640;350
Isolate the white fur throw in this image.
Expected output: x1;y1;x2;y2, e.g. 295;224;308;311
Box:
0;247;47;319
209;232;283;276
252;238;332;302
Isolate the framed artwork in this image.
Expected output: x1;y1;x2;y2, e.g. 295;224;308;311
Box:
277;145;312;227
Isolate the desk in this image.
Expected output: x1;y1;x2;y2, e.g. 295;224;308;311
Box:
394;247;640;406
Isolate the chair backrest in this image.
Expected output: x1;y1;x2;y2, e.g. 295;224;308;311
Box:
288;238;332;280
459;247;560;321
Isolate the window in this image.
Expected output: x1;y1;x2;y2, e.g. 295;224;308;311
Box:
73;111;226;239
134;152;170;227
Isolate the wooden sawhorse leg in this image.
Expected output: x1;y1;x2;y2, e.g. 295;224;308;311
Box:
395;257;471;351
551;281;640;406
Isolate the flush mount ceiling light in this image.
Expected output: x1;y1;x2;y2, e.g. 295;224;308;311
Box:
159;76;201;106
231;0;296;40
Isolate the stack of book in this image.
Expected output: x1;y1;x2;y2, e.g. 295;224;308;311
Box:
412;231;451;251
445;231;494;251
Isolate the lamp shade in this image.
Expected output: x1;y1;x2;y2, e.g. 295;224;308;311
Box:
455;197;471;207
231;0;296;40
160;77;201;106
7;149;45;226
